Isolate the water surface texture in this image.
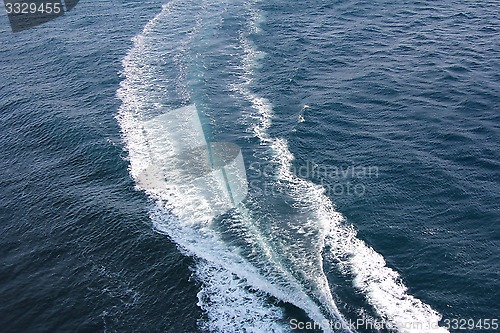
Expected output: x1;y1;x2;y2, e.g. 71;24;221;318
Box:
0;0;498;332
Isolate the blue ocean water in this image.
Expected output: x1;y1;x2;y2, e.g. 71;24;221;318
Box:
0;0;499;332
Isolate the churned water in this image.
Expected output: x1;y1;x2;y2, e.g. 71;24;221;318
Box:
0;0;498;332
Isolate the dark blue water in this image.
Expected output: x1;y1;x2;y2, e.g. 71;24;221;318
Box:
0;0;498;332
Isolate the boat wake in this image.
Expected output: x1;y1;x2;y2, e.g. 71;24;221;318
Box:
117;0;449;332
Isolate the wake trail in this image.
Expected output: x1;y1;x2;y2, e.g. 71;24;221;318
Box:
232;1;450;332
117;0;450;332
117;0;344;332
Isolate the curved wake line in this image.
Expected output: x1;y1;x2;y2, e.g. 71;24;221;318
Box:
269;139;449;333
230;1;358;331
116;1;344;332
233;3;450;333
116;3;295;332
117;0;450;332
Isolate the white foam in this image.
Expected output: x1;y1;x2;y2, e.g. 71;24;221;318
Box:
150;205;334;333
237;76;448;331
270;138;449;333
230;1;450;331
195;262;288;333
117;0;449;331
117;1;340;332
231;2;356;330
326;225;448;333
